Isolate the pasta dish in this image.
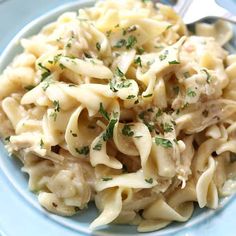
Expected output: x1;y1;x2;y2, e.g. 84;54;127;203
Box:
1;0;236;232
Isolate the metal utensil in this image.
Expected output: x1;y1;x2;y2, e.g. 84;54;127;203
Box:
170;0;236;24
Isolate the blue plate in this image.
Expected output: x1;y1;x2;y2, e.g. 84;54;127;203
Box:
0;1;236;236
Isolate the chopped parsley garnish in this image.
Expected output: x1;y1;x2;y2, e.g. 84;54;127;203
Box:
136;47;145;55
202;110;209;117
122;124;134;137
159;50;168;61
68;84;76;87
5;136;10;143
155;137;173;148
134;135;143;138
156;109;163;118
42;78;53;91
143;94;153;98
66;42;72;48
50;100;60;121
106;30;112;37
53;100;60;112
96;42;101;51
145;178;153;184
75;146;89;156
117;80;132;88
187;89;196;97
109;78;132;92
40;139;44;148
102;177;113;181
126;35;137;49
159;54;167;61
38;63;51;81
102;119;118;141
183;71;190;78
123;25;137;35
115;67;124;77
93;140;102;151
84;52;92;58
70;130;78;137
134;57;142;67
146;122;155;132
202;69;211;84
114;39;126;48
162;123;173;133
24;85;35;91
126;95;136;99
166;24;173;30
168;60;180;65
99;103;110;121
109;80;118;92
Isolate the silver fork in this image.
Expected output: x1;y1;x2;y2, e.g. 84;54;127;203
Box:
173;0;236;24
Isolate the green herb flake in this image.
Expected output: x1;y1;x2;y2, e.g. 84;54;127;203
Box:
168;60;180;65
166;24;173;30
134;135;143;138
96;42;101;51
75;146;89;156
156;109;163;118
134;57;142;67
106;30;112;37
84;52;92;58
145;178;153;184
109;80;118;92
187;89;196;97
122;124;134;137
155;137;173;148
5;136;11;143
38;63;51;81
162;123;173;133
102;177;113;181
40;139;44;149
136;47;145;55
159;50;168;61
126;95;136;99
146;122;155;132
70;130;78;137
115;67;124;77
126;35;137;49
117;80;132;88
99;103;110;121
183;71;190;78
53;100;60;112
143;94;153;98
42;78;52;91
50;100;60;121
102;119;118;141
114;39;126;48
93;140;102;151
202;69;211;84
24;85;35;91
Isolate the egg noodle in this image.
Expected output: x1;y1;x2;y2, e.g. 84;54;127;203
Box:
1;0;236;232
